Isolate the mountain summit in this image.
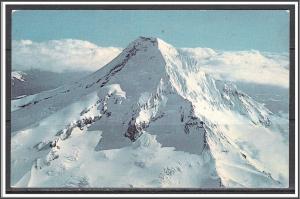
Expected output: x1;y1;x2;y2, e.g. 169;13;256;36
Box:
11;37;288;188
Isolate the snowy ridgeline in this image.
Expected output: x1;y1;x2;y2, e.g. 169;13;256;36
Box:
11;37;289;188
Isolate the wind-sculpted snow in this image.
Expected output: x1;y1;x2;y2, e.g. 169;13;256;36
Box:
11;37;289;188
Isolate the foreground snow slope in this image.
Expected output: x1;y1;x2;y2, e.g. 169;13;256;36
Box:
11;37;288;188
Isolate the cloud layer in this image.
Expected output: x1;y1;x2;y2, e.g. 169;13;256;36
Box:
179;48;289;88
12;39;122;73
12;39;289;88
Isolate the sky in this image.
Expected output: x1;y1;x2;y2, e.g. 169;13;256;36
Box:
12;10;289;52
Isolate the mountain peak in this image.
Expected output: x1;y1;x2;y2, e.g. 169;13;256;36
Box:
136;36;158;42
124;36;159;52
124;37;174;53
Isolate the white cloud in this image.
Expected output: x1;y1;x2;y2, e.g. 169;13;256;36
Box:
12;39;289;88
180;48;289;88
12;39;122;73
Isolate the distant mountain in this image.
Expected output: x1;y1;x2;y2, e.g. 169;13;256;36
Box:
11;37;288;188
11;69;91;99
12;71;26;83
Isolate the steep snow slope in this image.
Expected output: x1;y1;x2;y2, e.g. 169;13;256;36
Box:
178;48;289;114
11;37;288;188
159;40;288;187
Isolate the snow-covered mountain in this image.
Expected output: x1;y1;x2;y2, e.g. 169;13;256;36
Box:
11;70;91;99
12;71;26;82
11;71;28;99
11;37;289;188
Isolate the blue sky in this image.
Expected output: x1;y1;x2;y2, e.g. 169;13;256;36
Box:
12;10;289;52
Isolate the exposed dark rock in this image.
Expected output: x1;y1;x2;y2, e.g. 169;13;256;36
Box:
19;102;32;108
241;153;247;159
125;119;148;142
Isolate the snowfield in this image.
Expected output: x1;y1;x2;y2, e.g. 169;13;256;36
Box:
11;37;289;188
